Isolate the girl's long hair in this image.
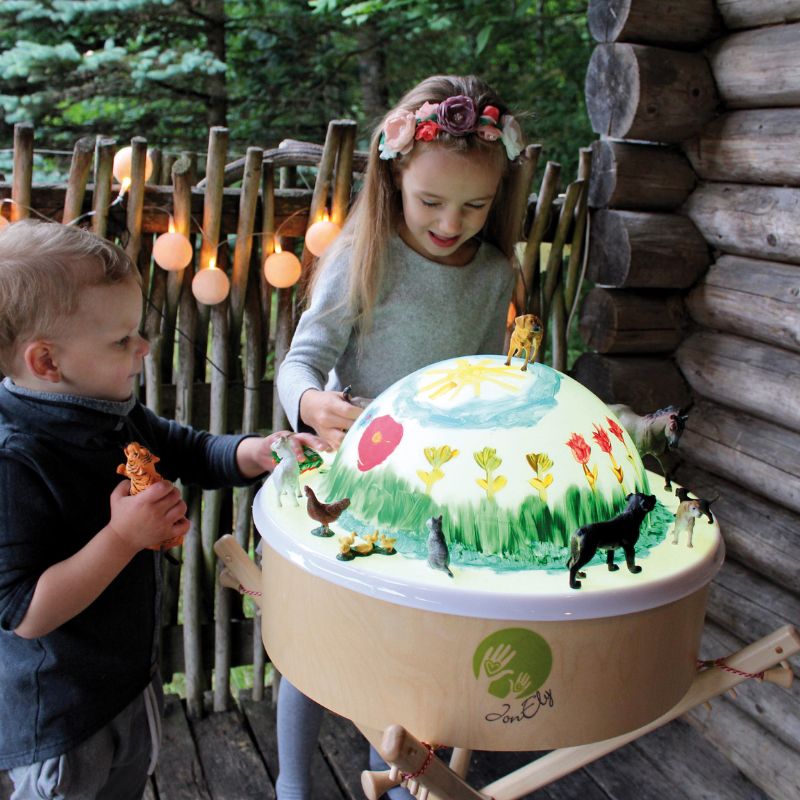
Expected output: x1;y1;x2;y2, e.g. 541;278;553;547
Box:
308;74;525;334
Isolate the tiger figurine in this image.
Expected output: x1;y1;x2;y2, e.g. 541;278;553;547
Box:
117;441;163;495
117;442;185;551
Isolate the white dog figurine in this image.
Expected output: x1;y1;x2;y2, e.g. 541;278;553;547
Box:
671;499;703;548
272;435;302;507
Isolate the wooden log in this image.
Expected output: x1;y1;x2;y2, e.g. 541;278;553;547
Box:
700;622;800;754
587;0;721;47
683;182;800;265
587;209;709;288
683;109;800;187
685;255;800;355
570;353;692;412
686;683;800;800
199;126;228;269
708;23;800;109
678;398;800;515
675;463;800;594
588;140;695;211
716;0;800;30
676;331;800;433
578;287;687;354
585;44;719;143
705;560;800;676
92;137;115;238
11;122;33;222
62;136;95;224
124;137;148;265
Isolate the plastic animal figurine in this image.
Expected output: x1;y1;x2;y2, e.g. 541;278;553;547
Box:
567;492;656;589
271;434;303;507
505;314;543;371
379;534;396;554
337;533;356;560
675;486;716;524
117;442;184;551
608;404;689;490
353;531;379;555
426;515;453;577
117;441;162;495
671;499;703;548
304;485;351;537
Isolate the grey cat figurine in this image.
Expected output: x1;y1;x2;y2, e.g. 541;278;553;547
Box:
426;515;453;578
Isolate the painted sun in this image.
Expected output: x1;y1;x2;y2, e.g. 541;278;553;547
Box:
418;358;527;400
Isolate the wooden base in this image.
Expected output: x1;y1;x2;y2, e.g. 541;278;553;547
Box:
261;539;709;750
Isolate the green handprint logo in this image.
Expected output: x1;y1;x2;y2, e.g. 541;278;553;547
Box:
472;628;552;700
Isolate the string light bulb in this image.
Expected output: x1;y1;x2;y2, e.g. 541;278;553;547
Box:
153;218;193;271
304;211;340;257
192;258;230;305
113;146;154;185
264;242;302;288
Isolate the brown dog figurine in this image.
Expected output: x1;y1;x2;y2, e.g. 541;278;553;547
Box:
505;314;543;371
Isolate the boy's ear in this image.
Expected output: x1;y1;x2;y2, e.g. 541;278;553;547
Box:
22;341;61;383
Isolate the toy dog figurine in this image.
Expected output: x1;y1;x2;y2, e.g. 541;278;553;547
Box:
671;498;703;548
567;493;656;589
675;486;716;524
505;314;543;371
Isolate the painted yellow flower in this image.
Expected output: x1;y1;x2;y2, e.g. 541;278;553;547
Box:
474;447;507;500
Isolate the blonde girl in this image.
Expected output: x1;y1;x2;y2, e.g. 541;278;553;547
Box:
276;74;526;799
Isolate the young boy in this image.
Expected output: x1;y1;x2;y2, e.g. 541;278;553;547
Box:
0;220;325;799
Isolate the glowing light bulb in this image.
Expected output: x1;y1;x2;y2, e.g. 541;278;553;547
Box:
304;212;341;257
153;220;193;271
113;146;154;184
264;244;302;288
192;259;230;305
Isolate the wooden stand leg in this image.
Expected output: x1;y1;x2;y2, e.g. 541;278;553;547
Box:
481;625;800;800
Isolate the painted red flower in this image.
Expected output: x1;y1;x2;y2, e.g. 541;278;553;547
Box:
357;415;404;472
606;416;625;443
565;433;591;465
592;423;612;454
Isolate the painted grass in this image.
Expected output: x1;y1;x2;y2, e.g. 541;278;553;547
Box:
323;466;665;571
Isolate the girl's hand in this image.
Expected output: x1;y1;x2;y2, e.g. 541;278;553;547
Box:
300;389;363;449
108;480;189;554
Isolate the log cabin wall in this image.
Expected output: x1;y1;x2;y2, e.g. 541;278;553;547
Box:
577;2;800;798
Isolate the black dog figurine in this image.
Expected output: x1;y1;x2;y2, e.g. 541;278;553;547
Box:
567;493;657;589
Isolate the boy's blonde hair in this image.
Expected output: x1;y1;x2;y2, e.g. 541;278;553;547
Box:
0;220;139;374
310;74;523;333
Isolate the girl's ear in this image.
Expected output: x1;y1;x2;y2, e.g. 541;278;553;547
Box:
22;340;61;383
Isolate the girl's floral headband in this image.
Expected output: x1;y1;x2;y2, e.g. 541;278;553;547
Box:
379;95;524;162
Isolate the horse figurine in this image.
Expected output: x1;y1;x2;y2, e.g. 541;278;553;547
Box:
271;434;303;507
608;404;689;490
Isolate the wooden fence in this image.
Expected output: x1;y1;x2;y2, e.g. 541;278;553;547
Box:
0;119;592;721
576;1;800;798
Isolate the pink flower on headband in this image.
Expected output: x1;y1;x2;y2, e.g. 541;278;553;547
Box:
500;114;524;160
415;101;439;120
437;95;478;135
379;110;416;160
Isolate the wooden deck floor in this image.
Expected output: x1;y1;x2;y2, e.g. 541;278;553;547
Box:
3;685;764;800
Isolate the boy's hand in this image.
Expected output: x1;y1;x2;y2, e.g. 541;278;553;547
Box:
108;480;189;554
235;431;330;479
299;389;363;449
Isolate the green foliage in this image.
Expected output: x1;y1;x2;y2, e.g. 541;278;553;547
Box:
0;0;593;181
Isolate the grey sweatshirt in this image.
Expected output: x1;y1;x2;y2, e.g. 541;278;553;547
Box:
277;235;515;431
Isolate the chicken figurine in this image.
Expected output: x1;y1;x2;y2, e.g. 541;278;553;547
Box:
304;485;351;537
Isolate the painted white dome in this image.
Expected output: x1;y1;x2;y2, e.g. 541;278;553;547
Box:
321;354;666;570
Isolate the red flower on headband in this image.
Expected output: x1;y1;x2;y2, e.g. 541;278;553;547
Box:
415;120;440;141
481;105;500;124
